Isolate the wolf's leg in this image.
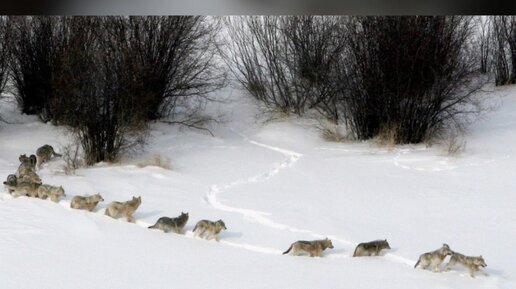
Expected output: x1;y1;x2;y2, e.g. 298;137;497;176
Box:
126;213;135;222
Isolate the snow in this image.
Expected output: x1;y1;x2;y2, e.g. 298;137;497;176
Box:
1;85;516;289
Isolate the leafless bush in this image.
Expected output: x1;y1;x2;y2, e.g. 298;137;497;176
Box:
6;16;65;119
340;16;484;144
49;17;149;165
103;16;226;122
222;16;346;120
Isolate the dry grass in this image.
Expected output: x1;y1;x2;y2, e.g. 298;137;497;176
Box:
61;142;85;175
137;154;172;170
375;126;398;149
318;119;348;142
442;134;466;156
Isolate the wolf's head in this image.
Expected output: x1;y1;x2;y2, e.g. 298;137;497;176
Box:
440;243;453;256
382;239;391;250
19;154;29;163
476;256;487;267
216;220;227;230
130;196;142;207
94;193;104;202
324;238;334;249
57;186;65;197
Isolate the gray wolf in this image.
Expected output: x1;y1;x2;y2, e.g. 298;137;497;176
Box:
283;238;334;257
104;196;142;222
353;239;391;257
37;184;66;202
17;167;42;185
445;252;488;277
414;243;453;272
71;193;104;211
193;219;227;241
18;154;36;175
3;174;18;193
36;144;62;169
12;181;40;198
148;212;189;233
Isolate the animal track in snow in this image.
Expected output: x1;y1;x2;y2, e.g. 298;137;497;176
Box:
204;134;418;266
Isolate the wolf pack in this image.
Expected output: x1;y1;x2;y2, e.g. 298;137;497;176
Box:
3;144;488;278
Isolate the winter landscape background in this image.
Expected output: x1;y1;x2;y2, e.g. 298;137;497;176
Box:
1;83;516;288
1;16;516;289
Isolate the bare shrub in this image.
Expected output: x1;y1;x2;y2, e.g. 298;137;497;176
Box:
340;16;484;144
137;154;171;170
51;17;149;165
222;16;346;119
104;16;226;122
7;16;64;119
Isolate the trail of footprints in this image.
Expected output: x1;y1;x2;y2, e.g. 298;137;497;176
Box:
2;143;490;279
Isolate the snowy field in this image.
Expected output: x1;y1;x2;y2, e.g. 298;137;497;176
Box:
1;85;516;289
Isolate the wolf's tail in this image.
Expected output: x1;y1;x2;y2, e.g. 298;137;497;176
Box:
282;244;293;255
414;258;421;268
148;223;157;229
192;223;198;233
53;152;62;157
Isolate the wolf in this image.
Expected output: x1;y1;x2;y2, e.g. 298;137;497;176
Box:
414;243;453;272
445;252;488;277
71;193;104;211
36;144;62;169
18;154;36;174
353;239;391;257
283;238;334;257
17;168;42;185
193;219;227;241
3;174;18;193
148;212;189;233
37;184;66;202
104;196;142;222
12;181;40;198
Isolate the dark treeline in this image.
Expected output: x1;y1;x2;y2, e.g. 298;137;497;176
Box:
3;16;224;164
224;16;485;144
0;16;514;164
490;16;516;85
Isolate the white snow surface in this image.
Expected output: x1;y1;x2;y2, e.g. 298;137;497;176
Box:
1;86;516;289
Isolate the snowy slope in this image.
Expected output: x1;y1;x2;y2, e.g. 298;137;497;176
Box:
0;86;515;289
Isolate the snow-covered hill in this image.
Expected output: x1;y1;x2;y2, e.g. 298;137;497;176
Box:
1;86;515;289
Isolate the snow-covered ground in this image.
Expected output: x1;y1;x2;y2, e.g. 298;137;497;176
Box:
1;85;515;289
